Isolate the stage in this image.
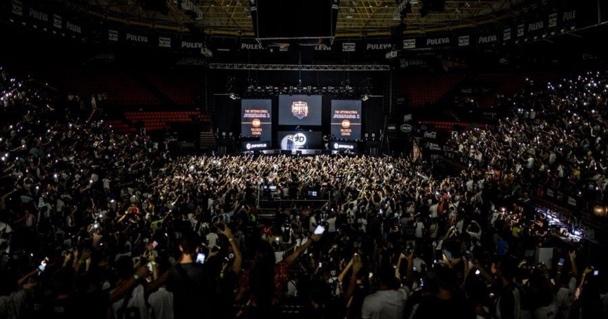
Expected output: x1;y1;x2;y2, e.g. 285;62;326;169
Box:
242;148;350;155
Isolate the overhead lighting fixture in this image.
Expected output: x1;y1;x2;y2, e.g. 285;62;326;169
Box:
229;93;239;100
361;94;369;101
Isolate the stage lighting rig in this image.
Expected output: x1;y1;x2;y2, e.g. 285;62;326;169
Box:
394;0;413;20
245;83;357;96
179;0;203;21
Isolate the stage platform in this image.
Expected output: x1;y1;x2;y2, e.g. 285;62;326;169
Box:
242;149;327;155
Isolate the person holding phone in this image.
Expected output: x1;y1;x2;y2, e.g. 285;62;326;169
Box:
205;223;243;319
165;234;208;319
248;232;322;318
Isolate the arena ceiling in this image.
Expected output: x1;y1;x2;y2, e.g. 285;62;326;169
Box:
69;0;520;38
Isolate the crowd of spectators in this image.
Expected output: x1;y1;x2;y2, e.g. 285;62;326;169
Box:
0;67;607;319
449;71;608;205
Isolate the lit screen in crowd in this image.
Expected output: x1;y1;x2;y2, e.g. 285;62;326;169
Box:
241;99;272;142
278;95;322;126
278;131;323;150
330;100;362;140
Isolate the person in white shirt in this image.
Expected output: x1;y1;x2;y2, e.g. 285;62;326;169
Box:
112;284;148;319
309;215;318;233
555;275;576;319
111;257;149;319
414;218;425;239
206;231;219;249
429;203;438;218
148;286;173;319
361;267;404;319
327;215;337;233
0;221;12;254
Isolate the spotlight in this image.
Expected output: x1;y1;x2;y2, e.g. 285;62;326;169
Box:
361;94;369;101
229;93;239;100
593;205;608;218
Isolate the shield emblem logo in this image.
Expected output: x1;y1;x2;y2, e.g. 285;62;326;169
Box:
291;101;309;120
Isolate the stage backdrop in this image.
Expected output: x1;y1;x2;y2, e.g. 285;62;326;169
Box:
241;99;272;142
331;100;362;140
278;95;322;126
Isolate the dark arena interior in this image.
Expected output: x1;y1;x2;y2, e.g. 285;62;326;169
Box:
2;1;608;318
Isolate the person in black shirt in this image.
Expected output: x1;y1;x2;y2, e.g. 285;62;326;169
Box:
166;235;208;319
412;265;475;319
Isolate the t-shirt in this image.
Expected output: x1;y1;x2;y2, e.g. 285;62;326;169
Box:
327;217;337;233
0;222;12;251
206;232;219;249
148;287;174;319
0;289;28;319
555;286;574;319
415;222;424;238
361;290;405;319
413;257;426;273
111;284;148;319
429;204;438;218
309;216;317;233
166;263;208;319
534;304;557;319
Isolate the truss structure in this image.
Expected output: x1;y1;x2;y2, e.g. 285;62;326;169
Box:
64;0;517;37
209;63;391;71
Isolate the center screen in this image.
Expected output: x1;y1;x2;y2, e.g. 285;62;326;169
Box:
278;131;323;150
278;95;322;126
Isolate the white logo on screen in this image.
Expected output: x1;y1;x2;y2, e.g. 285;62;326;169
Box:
333;143;354;150
291;101;309;120
246;143;267;150
280;133;307;150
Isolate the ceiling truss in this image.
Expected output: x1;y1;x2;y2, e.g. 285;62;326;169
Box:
65;0;515;37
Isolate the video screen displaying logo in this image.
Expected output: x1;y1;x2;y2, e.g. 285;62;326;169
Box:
278;131;323;150
291;101;309;120
331;100;362;140
241;99;272;142
279;95;322;125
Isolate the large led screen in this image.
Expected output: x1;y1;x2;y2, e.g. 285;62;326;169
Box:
331;100;362;140
241;99;272;142
278;131;323;150
278;95;322;126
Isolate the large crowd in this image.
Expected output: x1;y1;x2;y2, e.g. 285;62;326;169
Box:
449;71;608;205
0;67;607;319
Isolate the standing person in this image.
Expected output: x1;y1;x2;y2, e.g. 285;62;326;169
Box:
148;260;174;319
206;224;243;319
577;267;604;319
361;266;404;319
494;259;522;319
111;257;149;319
166;234;208;319
248;233;322;319
411;265;475;319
